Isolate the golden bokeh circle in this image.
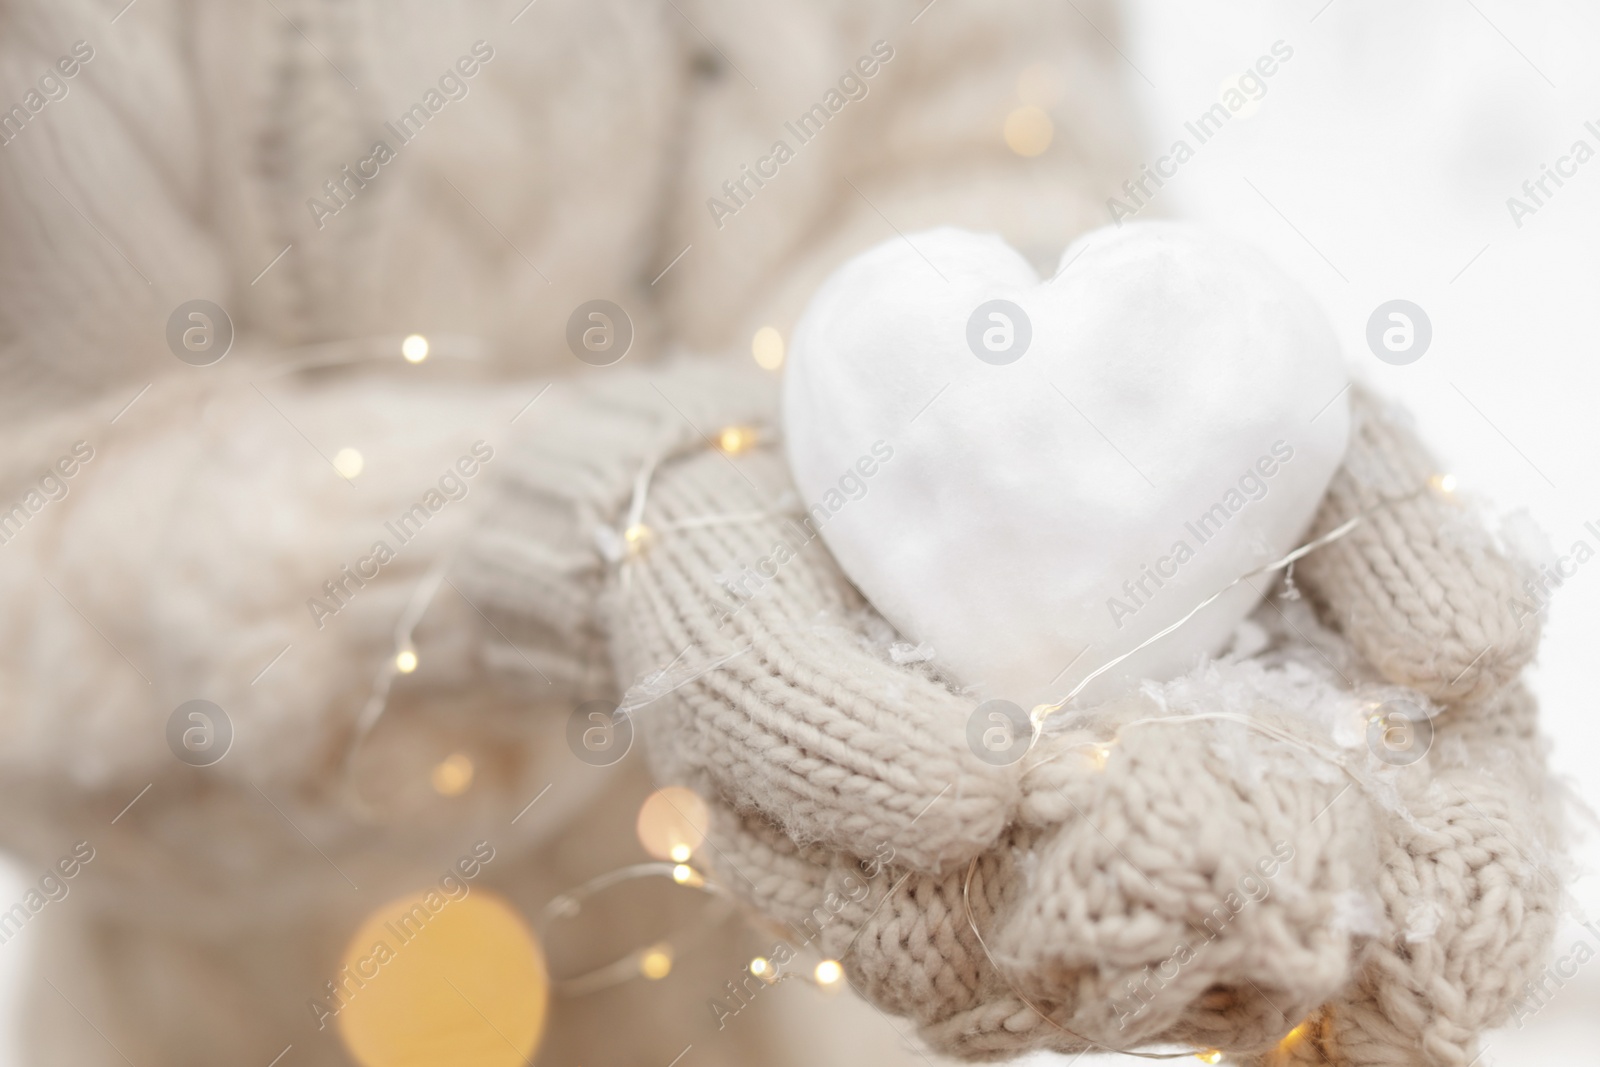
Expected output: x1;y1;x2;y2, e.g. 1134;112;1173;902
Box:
716;425;757;455
335;889;547;1067
334;448;365;480
401;334;430;363
635;786;709;861
751;326;785;370
1004;105;1054;157
639;943;673;980
431;753;474;797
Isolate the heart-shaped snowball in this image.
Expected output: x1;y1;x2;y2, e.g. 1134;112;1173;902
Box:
782;222;1350;708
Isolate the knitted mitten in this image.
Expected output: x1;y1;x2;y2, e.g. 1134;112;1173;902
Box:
592;366;1561;1066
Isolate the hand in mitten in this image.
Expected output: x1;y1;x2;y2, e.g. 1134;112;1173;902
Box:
599;362;1561;1067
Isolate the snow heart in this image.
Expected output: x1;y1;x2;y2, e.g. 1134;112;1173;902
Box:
782;222;1350;708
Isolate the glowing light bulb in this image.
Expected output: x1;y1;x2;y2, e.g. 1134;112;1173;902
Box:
814;959;843;985
1431;472;1458;494
431;753;474;797
1004;105;1053;156
1279;1022;1309;1049
1086;742;1113;770
752;327;785;371
334;448;364;479
639;944;673;980
623;524;652;556
637;786;709;861
716;425;757;455
401;334;430;363
395;648;419;674
671;864;700;885
749;957;770;977
1196;1051;1222;1064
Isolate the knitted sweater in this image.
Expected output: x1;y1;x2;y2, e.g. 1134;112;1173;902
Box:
0;1;1134;1065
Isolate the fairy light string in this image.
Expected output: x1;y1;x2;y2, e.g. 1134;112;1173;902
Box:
538;861;724;996
536;858;847;998
1028;487;1428;733
319;355;1447;1063
308;332;523;815
563;422;1455;1064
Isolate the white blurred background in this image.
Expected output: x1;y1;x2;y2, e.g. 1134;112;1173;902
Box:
2;0;1596;1063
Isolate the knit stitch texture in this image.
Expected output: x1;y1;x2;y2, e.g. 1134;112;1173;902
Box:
597;369;1562;1066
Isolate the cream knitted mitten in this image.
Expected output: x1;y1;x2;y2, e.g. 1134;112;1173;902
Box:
547;362;1564;1067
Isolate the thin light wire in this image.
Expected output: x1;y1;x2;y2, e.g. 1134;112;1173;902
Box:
256;334;489;379
320;369;1449;1039
307;330;508;816
1031;488;1427;730
338;552;455;819
619;422;778;536
538;861;732;996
